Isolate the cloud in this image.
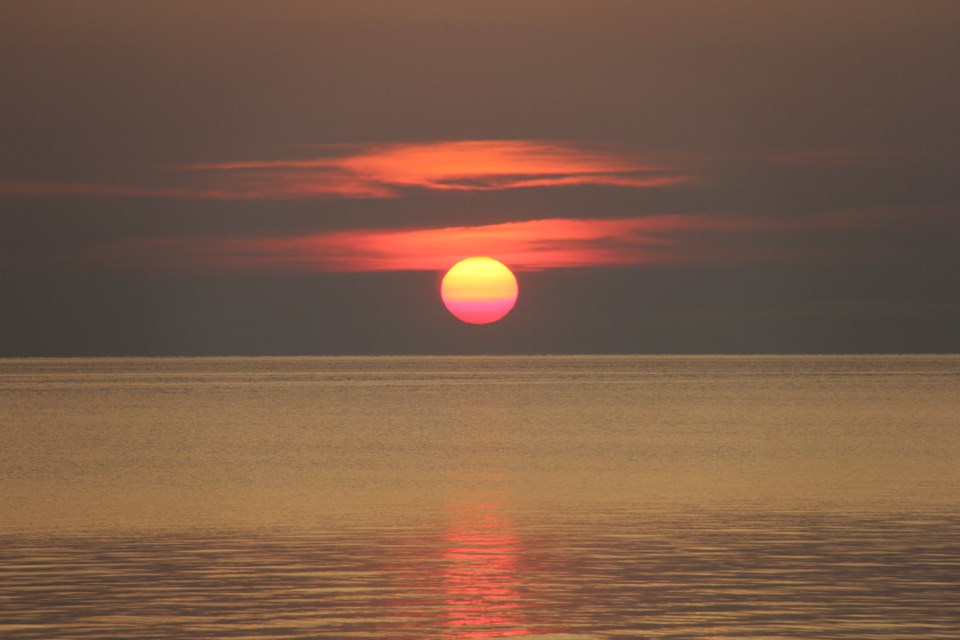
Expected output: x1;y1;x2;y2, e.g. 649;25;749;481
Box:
0;177;393;200
2;142;906;202
185;140;692;195
63;203;952;274
65;213;822;272
0;141;694;200
0;181;204;198
5;203;952;274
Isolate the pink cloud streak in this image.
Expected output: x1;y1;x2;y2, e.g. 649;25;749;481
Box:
0;141;694;200
8;204;951;274
79;204;953;273
90;214;805;273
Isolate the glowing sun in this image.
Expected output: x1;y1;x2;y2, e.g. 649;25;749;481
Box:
441;257;518;324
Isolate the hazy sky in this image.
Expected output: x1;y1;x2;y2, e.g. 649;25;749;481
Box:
2;1;959;356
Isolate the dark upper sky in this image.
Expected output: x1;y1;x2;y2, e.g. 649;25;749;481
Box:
2;1;958;356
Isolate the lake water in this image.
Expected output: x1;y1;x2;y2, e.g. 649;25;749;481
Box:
2;356;959;638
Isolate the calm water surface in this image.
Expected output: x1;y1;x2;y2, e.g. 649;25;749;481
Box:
1;356;959;638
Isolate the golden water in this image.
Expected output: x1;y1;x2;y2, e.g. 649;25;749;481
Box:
2;356;959;638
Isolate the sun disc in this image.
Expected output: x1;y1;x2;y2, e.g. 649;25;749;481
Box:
441;257;518;324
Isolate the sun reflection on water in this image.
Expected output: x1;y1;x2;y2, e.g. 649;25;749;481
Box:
441;502;529;638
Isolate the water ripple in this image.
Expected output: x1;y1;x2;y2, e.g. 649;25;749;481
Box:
2;509;959;639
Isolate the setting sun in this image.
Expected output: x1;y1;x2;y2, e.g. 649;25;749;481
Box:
441;257;518;324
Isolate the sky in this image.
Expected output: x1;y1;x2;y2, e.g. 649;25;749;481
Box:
2;1;959;356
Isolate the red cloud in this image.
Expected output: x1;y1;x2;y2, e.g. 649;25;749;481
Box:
0;176;393;200
186;140;686;194
80;204;954;273
0;141;694;200
97;214;779;273
9;205;951;274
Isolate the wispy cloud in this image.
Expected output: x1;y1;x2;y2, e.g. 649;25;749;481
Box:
102;217;686;272
2;142;905;201
0;141;694;200
64;203;950;273
0;180;248;199
185;140;692;195
7;204;952;274
0;177;394;200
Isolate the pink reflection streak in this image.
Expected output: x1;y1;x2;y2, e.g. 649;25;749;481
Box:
442;504;530;638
